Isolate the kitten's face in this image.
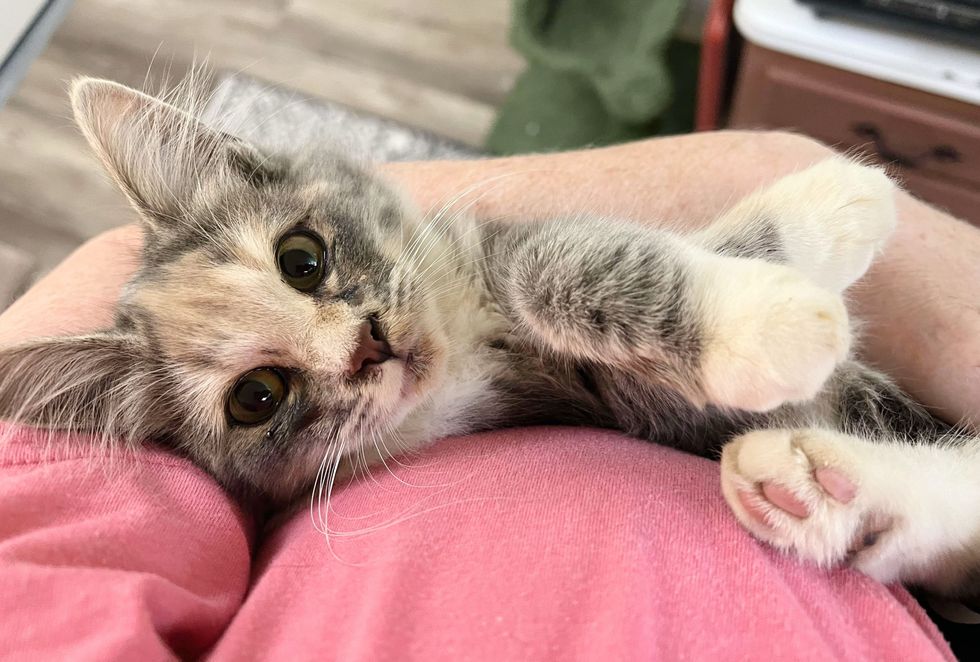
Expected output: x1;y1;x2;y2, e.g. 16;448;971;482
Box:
124;162;447;500
0;78;451;501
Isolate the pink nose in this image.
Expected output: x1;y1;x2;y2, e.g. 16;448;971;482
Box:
348;317;393;376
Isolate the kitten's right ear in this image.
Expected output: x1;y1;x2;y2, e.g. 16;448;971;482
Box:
0;332;163;445
70;77;281;233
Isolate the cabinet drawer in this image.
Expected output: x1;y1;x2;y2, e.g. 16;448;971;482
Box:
730;45;980;188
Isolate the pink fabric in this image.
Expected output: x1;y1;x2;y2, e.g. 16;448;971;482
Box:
0;424;954;661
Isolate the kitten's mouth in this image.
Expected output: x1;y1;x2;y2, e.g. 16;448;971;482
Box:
398;347;420;396
393;336;435;397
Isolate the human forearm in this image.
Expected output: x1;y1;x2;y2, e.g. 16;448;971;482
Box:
380;130;832;225
851;196;980;428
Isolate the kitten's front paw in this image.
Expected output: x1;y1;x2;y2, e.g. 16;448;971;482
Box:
720;429;894;574
698;260;850;412
774;159;897;292
799;159;897;290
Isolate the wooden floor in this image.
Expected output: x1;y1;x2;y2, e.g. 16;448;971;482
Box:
0;0;523;276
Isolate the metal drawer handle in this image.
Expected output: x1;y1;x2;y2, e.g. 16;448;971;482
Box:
852;122;961;169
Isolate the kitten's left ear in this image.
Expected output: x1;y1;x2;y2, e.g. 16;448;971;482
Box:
70;77;282;232
0;332;165;445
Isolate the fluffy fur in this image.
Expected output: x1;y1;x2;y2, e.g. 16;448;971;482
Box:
0;76;977;602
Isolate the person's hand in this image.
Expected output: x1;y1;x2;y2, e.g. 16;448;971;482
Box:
0;225;142;347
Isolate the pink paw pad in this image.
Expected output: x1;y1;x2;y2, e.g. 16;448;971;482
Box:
762;483;810;518
736;489;771;526
814;467;856;503
736;467;858;527
736;483;809;525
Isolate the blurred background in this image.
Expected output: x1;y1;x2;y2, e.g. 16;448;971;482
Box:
0;0;978;308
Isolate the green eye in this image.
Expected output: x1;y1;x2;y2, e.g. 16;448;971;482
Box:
228;368;287;426
276;229;327;292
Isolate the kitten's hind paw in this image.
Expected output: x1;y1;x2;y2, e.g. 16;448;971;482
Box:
720;428;896;576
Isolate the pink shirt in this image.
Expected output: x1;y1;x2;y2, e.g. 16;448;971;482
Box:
0;424;953;660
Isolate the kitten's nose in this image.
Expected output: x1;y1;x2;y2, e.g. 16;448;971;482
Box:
348;316;393;376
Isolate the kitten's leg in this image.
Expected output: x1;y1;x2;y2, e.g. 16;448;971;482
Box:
720;428;980;598
490;219;850;412
693;158;897;292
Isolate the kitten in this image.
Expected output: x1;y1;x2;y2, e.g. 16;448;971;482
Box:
0;77;977;603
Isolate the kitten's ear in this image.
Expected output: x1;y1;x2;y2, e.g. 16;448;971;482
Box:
0;332;162;444
69;77;282;232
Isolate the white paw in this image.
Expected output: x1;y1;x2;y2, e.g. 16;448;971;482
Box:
775;159;897;291
713;157;898;292
719;428;891;570
699;258;850;412
796;159;897;287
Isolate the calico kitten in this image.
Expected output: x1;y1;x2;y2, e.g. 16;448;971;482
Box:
0;77;977;603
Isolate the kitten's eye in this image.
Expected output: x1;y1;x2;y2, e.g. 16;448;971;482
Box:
228;368;287;426
276;229;327;292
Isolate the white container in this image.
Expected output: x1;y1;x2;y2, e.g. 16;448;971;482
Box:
734;0;980;105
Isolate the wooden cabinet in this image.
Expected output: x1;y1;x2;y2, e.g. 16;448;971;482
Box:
729;42;980;226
